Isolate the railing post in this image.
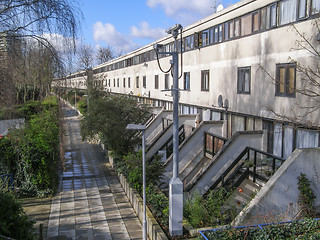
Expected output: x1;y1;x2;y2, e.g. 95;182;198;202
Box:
272;157;276;172
204;133;207;157
253;151;257;183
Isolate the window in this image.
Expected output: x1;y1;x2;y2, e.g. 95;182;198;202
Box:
201;70;209;91
143;76;146;88
298;0;307;19
224;22;229;40
108;79;111;87
136;76;139;88
184;35;194;51
276;63;296;97
214;26;219;43
117;78;119;87
229;21;234;38
209;28;214;44
280;0;298;25
155;75;159;89
202;30;209;47
268;4;277;28
241;14;252;36
165;74;170;89
218;24;223;42
184;72;190;90
237;67;251;94
234;19;240;37
113;79;116;87
128;77;131;88
252;11;259;32
311;0;320;14
123;78;126;88
260;7;267;30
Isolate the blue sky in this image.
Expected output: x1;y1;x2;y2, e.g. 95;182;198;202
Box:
78;0;239;54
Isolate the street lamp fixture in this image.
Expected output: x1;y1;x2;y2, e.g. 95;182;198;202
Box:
126;123;147;240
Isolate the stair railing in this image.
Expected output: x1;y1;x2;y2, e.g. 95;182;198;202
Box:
204;131;227;158
208;147;285;193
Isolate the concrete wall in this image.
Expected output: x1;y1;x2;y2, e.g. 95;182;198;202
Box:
187;131;265;196
233;148;320;226
118;173;168;240
145;110;172;146
0;118;25;135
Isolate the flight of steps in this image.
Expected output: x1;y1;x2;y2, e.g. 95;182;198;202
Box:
223;179;262;216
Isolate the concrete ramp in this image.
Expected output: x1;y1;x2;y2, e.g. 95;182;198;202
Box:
233;148;320;226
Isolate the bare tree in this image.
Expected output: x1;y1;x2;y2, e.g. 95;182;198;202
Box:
0;0;82;107
77;44;94;71
96;45;115;65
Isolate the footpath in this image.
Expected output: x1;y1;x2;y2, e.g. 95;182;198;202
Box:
32;105;143;240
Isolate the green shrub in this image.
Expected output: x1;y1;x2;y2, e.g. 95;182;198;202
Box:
0;191;35;240
298;173;316;217
117;151;164;193
202;218;320;240
184;188;235;228
77;97;88;114
0;97;60;196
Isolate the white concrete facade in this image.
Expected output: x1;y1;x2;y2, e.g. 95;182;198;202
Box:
52;0;320;157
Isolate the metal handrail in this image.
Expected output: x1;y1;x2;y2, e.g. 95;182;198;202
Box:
204;132;227;157
209;147;285;193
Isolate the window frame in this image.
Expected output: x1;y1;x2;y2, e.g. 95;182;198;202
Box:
237;66;251;94
164;74;170;90
184;72;191;91
155;75;159;89
143;76;146;88
275;63;296;97
201;70;210;91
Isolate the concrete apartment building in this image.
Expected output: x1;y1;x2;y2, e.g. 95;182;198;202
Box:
53;0;320;223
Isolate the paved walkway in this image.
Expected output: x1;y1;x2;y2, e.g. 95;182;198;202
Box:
47;106;143;240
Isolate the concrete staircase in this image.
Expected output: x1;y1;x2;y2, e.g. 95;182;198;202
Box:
224;179;262;216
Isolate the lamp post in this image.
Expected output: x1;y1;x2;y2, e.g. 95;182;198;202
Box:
126;123;147;240
154;23;184;236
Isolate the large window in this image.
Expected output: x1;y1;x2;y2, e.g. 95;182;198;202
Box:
184;72;190;90
280;0;298;25
237;67;251;94
311;0;320;14
155;75;159;89
136;76;139;88
276;63;296;97
165;74;170;89
241;14;252;36
201;70;209;91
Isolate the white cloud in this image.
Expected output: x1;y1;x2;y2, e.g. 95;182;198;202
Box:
130;21;166;40
93;21;138;53
146;0;219;25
